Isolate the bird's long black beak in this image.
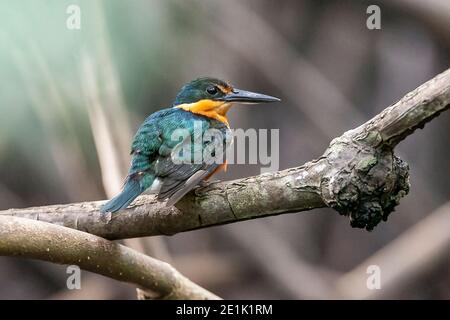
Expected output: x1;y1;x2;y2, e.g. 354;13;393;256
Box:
221;88;280;104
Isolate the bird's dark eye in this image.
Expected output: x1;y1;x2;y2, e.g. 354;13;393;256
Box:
206;86;218;95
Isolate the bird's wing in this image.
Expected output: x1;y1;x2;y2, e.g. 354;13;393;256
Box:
158;163;219;207
155;125;229;206
129;109;230;206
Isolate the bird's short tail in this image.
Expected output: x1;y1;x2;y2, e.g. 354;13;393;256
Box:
100;178;142;213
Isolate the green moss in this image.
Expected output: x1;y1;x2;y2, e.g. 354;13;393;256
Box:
356;156;378;173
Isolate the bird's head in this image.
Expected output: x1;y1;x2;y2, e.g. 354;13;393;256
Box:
173;77;280;126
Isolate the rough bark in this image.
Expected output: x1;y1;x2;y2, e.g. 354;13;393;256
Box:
1;68;449;238
0;215;220;300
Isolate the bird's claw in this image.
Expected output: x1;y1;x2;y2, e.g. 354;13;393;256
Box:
198;179;219;189
198;180;210;188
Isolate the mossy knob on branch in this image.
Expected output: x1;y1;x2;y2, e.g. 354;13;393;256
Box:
321;135;410;231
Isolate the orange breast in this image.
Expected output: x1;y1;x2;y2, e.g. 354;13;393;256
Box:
176;99;231;127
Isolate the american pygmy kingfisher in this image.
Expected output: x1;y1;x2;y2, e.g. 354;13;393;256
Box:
101;77;280;213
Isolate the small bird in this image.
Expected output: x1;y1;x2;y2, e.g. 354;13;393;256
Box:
101;77;280;213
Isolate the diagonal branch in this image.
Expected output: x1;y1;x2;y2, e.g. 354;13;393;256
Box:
1;68;449;238
0;215;220;300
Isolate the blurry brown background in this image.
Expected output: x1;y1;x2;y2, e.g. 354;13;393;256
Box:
0;0;449;299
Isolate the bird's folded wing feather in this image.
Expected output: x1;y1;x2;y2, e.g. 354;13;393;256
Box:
155;131;224;206
129;110;229;206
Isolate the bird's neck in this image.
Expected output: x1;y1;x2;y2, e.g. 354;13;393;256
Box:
176;99;231;127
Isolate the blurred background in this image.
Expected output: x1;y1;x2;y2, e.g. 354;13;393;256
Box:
0;0;449;299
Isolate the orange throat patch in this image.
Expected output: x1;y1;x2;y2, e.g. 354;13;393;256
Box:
176;99;231;127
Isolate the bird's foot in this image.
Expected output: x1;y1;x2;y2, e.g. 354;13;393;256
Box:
198;180;210;188
198;179;220;189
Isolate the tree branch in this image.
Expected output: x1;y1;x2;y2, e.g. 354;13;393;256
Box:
0;215;220;300
1;68;449;238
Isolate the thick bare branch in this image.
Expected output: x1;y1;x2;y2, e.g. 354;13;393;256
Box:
0;216;219;300
1;68;449;238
